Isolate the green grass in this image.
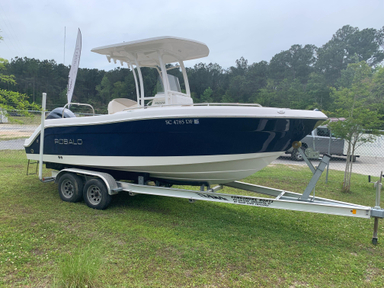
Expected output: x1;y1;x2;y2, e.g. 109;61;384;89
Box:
8;114;42;125
1;151;384;287
55;243;104;287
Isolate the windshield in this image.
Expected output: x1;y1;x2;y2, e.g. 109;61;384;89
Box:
156;74;181;93
317;127;330;137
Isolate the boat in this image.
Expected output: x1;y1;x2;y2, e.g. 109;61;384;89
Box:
24;36;327;186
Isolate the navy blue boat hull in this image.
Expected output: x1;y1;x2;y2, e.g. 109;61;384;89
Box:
24;115;322;184
25;117;318;157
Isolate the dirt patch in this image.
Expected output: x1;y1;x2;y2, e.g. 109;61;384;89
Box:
0;131;32;139
0;130;34;139
0;124;37;139
269;163;305;170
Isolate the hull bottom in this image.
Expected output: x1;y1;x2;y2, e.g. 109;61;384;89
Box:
26;152;283;185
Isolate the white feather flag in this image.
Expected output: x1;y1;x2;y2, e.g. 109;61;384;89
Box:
67;28;82;105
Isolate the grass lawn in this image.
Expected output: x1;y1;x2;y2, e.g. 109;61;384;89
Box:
1;150;384;287
8;114;42;125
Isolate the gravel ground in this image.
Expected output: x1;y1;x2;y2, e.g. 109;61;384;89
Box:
0;138;26;150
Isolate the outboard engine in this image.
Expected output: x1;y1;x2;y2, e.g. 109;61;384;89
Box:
46;107;76;119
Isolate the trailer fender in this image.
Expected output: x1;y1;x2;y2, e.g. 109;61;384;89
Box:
54;168;121;195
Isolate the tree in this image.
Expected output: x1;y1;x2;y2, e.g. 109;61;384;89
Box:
329;110;382;192
328;62;384;192
269;44;316;85
255;79;278;107
371;65;384;115
95;75;113;105
187;62;225;102
0;58;15;86
0;34;39;118
316;25;384;86
200;87;213;103
306;72;332;110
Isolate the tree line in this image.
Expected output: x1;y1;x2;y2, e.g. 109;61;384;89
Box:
1;25;384;116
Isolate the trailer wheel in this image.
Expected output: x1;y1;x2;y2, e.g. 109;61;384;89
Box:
58;173;84;203
83;179;111;210
348;155;357;162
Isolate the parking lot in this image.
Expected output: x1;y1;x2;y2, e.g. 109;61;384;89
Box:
274;154;384;177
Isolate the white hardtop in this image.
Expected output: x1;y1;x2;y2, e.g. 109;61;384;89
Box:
92;36;210;109
91;36;209;67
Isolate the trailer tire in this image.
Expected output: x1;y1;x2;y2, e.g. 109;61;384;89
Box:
83;179;111;210
349;155;357;162
58;173;84;203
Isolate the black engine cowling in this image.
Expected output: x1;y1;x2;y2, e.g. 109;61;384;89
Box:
46;107;76;119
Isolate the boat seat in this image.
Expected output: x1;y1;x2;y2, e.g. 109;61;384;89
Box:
108;98;138;114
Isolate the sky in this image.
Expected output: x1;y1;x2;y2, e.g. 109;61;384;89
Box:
0;0;383;71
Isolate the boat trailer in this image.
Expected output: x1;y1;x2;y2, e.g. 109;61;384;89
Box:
33;149;384;245
31;94;384;244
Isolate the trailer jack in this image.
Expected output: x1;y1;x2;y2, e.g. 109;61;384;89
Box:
369;172;384;245
297;144;384;245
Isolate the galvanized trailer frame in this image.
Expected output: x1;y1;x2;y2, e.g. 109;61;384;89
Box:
47;153;384;245
50;165;380;220
33;146;384;245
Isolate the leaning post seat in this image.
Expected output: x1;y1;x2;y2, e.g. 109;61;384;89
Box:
108;98;138;114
